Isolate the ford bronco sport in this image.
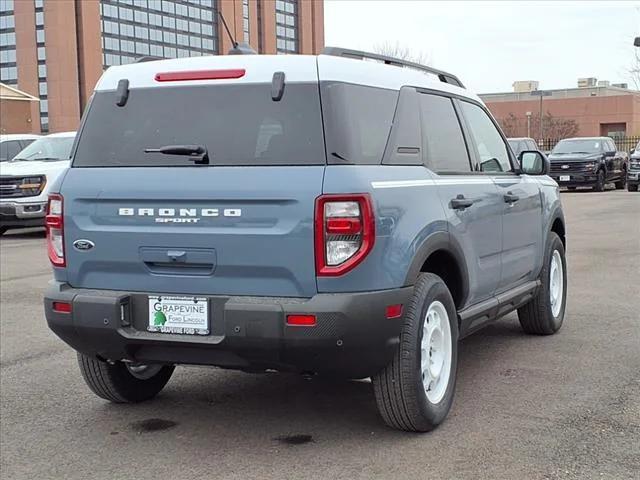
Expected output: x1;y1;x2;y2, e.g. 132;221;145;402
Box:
44;48;567;432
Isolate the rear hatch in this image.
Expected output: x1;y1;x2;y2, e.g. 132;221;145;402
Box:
60;58;325;297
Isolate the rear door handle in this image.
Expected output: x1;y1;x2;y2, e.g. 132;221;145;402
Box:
450;194;475;210
504;192;520;204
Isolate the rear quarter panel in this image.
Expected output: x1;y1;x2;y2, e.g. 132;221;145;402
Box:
318;165;447;293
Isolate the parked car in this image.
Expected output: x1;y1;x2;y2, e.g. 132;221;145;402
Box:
0;134;41;162
548;137;628;191
43;48;567;433
508;137;541;157
628;140;640;192
0;132;76;235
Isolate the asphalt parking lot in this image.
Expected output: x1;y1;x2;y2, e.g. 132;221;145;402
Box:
1;190;638;480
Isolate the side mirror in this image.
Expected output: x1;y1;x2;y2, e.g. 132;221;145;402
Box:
519;150;549;175
603;150;616;157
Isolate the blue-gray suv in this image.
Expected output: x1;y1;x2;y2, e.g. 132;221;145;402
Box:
44;48;567;432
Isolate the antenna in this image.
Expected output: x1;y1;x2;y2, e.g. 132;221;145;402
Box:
218;11;237;49
217;11;257;55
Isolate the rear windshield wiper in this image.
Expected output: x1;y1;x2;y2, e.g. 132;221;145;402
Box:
144;145;209;165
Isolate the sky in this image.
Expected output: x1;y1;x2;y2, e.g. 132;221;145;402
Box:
324;1;640;94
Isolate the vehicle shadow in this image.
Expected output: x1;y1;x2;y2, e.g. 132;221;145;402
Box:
0;228;45;240
89;315;536;445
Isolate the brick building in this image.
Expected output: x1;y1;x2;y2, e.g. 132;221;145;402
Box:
481;84;640;139
0;0;324;134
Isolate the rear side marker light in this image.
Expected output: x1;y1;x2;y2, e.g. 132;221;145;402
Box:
52;302;72;313
286;314;317;327
386;304;403;319
155;69;246;82
315;194;375;277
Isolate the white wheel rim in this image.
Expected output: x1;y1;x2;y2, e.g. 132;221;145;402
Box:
421;300;452;404
549;250;564;317
126;363;163;380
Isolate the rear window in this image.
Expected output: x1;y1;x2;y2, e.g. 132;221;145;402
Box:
73;83;325;167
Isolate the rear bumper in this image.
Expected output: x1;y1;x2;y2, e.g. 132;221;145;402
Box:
627;171;640;185
44;282;413;378
0;201;47;228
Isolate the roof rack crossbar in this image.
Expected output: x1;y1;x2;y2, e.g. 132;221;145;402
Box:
321;47;465;89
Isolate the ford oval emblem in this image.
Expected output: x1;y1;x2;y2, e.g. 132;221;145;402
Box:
73;239;95;251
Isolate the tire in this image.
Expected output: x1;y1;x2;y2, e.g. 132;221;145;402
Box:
518;232;567;335
628;183;638;192
614;173;626;190
77;353;174;403
372;273;458;432
593;170;605;192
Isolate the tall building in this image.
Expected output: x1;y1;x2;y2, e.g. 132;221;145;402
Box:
0;0;324;134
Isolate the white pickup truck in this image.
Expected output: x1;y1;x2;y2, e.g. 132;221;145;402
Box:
0;131;76;235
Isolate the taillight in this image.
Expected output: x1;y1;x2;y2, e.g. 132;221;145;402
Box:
46;194;65;267
315;194;375;276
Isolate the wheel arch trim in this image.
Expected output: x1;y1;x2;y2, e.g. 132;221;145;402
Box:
403;231;470;308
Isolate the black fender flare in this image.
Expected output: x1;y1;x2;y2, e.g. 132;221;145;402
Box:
547;206;566;247
403;231;470;307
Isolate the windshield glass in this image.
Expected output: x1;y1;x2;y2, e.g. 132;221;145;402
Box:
552;139;601;155
73;83;325;167
13;136;75;161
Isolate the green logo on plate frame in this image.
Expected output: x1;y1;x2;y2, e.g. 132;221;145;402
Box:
153;310;167;326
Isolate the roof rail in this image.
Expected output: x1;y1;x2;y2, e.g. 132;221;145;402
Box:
321;47;465;89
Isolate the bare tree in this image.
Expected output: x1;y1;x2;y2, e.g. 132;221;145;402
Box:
530;113;579;140
629;47;640;90
373;41;430;66
498;112;579;140
498;113;522;137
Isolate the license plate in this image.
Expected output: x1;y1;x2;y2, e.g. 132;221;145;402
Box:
148;296;209;335
559;175;570;182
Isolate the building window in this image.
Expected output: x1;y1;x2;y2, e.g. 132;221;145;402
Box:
0;0;17;87
0;0;14;13
242;0;250;43
0;49;16;63
275;0;298;54
100;0;218;68
0;14;14;28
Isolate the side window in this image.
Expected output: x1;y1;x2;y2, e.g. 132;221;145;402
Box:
459;101;512;173
0;141;22;161
418;93;471;173
321;82;398;165
606;140;616;153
